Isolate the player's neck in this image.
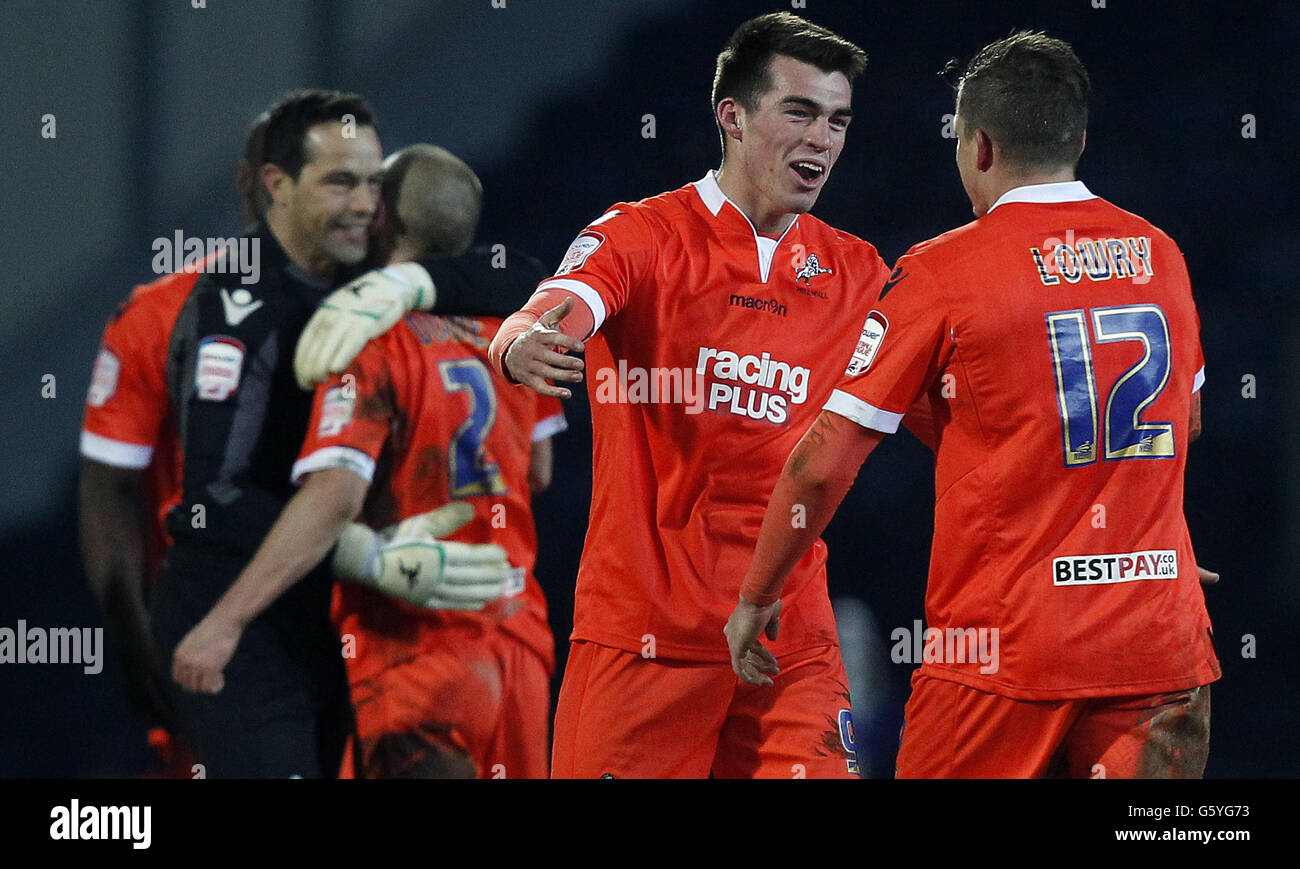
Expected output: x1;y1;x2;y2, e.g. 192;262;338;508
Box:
266;210;338;280
715;166;797;236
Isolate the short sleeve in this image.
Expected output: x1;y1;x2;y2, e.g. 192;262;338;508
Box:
292;339;397;485
80;287;175;468
823;254;953;434
533;205;657;335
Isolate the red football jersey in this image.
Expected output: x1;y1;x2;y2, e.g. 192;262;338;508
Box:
826;181;1220;699
80;269;198;574
293;314;566;674
536;172;890;661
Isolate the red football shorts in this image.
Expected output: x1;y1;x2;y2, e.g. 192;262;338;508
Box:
895;671;1212;778
346;623;551;779
551;640;858;778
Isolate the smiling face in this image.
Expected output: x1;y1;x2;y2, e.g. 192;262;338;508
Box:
266;121;384;274
718;54;853;232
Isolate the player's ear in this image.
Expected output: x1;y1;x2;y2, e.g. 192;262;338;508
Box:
974;128;995;173
261;163;291;208
717;98;744;144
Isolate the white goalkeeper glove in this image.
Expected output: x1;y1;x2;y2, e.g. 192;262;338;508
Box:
294;262;436;390
331;502;507;611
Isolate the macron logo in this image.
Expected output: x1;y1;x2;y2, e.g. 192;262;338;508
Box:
50;799;151;850
220;288;263;326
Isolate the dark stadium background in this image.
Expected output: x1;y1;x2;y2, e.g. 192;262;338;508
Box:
1;0;1295;778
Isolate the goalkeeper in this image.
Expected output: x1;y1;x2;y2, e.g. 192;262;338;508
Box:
159;91;531;779
174;143;565;779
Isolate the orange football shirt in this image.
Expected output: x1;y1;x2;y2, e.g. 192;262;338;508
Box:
535;171;890;661
293;313;566;674
81;269;198;573
825;181;1220;699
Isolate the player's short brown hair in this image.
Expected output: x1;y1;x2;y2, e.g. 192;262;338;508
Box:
955;31;1090;171
711;13;867;150
261;89;377;181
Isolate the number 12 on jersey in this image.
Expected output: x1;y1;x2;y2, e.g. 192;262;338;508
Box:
1046;304;1175;468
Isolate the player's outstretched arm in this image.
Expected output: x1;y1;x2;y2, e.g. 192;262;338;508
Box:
489;294;589;398
171;467;368;694
725;411;885;686
78;459;175;728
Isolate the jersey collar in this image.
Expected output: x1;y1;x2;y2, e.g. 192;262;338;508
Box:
691;170;799;283
693;170;730;216
987;180;1096;213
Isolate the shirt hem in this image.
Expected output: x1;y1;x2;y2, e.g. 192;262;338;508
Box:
917;659;1222;701
570;626;838;664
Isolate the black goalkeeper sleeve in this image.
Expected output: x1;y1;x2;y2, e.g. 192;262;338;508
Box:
419;244;551;318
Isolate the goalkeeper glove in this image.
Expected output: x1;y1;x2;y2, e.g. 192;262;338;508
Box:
294;262;436;390
332;502;508;611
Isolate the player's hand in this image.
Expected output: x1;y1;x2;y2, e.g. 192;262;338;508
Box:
724;596;782;687
333;502;511;611
294;262;436;390
1198;565;1220;586
503;298;585;399
172;614;243;695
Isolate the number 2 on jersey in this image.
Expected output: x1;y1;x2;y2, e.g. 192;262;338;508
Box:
1046;304;1175;467
438;359;507;496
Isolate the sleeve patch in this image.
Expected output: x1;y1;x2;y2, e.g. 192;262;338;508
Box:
555;231;605;276
318;385;356;437
86;348;120;407
845;311;889;376
195;336;245;401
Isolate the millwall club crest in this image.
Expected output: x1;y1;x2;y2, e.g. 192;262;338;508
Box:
795;253;833;285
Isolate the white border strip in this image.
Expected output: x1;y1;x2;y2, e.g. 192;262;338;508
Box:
532;413;569;443
823;389;904;434
79;430;153;469
534;278;607;336
291;446;376;486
